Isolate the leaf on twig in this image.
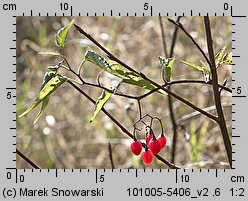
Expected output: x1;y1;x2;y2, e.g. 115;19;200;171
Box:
33;96;50;125
55;19;74;48
19;73;68;124
199;60;210;72
215;46;227;67
83;50;164;93
90;90;112;123
181;60;204;72
39;51;62;56
221;52;232;65
159;56;175;82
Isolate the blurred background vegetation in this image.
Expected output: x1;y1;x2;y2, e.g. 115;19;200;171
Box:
16;16;232;169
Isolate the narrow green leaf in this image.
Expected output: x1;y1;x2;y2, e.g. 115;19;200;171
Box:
181;60;204;72
215;46;227;67
55;19;74;48
84;50;164;93
39;51;62;56
19;74;67;118
221;52;232;65
159;56;175;82
32;72;55;124
33;71;57;124
33;95;50;125
90;90;112;122
110;63;163;92
200;60;210;73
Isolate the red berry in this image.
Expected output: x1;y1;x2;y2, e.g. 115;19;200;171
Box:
142;149;153;166
148;139;161;154
130;141;142;156
146;134;153;144
158;135;167;148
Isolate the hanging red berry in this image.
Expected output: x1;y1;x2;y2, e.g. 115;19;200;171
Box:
146;133;153;144
158;135;167;148
141;149;153;166
130;140;142;156
148;139;161;154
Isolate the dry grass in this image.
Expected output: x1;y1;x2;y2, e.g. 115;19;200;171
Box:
16;16;232;169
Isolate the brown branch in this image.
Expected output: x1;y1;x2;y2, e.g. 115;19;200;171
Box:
169;16;181;57
168;79;231;93
137;79;231;100
155;154;180;169
16;148;41;169
204;16;232;167
108;142;115;169
137;99;142;119
159;16;168;58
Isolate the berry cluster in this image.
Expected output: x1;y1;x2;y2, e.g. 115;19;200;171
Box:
130;129;167;166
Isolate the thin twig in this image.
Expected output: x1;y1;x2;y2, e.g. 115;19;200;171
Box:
155;154;180;169
204;16;232;167
16;148;41;169
167;18;211;66
169;17;181;57
159;16;168;58
108;142;115;169
137;79;231;100
137;99;142;119
167;16;181;163
168;79;231;93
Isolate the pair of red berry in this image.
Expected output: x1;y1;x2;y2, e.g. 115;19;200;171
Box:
130;133;167;166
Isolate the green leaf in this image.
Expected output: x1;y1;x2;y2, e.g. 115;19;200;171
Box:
55;19;74;48
83;50;132;79
39;51;62;56
159;56;175;82
221;52;232;65
33;95;50;125
19;74;67;119
90;90;112;122
84;50;164;93
32;72;55;124
215;46;227;67
181;60;204;72
110;63;162;92
200;60;210;73
84;50;116;75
